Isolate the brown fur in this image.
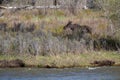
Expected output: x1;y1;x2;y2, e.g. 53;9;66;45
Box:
63;21;92;34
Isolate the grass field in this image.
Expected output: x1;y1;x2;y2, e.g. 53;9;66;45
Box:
0;9;119;68
0;51;119;68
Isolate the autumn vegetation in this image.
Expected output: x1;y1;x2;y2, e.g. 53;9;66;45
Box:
0;0;119;68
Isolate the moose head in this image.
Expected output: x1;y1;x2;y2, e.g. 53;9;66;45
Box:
63;21;92;34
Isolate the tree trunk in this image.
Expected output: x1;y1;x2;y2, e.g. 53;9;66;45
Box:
53;0;57;6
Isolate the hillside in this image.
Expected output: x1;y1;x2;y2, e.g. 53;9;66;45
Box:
0;0;119;68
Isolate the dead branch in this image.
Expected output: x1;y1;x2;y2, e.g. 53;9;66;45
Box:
0;5;61;10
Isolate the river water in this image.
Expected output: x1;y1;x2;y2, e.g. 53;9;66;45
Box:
0;67;120;80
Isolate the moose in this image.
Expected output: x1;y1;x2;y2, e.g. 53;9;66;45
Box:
63;21;92;34
63;21;120;51
63;21;92;47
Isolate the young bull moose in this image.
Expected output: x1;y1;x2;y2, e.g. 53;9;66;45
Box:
63;21;92;34
63;21;92;48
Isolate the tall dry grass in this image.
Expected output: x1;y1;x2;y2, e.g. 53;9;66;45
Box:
0;8;119;56
0;29;90;55
0;51;120;68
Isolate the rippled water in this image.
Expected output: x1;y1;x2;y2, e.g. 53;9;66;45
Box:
0;67;120;80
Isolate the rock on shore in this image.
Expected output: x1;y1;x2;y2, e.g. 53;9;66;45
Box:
0;59;25;68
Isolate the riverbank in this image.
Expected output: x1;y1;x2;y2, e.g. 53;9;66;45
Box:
0;9;120;68
0;51;120;68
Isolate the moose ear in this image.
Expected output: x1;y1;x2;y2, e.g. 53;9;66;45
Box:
66;21;72;26
63;21;72;29
68;21;72;24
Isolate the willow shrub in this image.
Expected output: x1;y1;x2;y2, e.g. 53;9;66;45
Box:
96;0;120;38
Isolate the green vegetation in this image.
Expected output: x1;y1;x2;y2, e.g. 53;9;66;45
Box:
0;51;120;68
0;0;120;68
96;0;120;38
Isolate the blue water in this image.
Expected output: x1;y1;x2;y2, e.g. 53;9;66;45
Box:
0;67;120;80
